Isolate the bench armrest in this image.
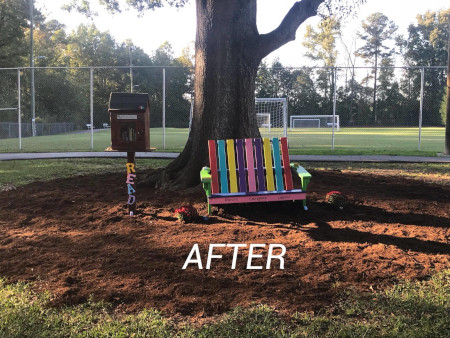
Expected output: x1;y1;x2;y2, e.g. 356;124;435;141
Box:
200;167;212;198
291;163;312;192
200;167;211;182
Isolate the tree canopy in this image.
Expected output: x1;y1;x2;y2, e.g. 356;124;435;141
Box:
356;12;397;123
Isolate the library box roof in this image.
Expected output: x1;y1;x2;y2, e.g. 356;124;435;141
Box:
108;92;150;112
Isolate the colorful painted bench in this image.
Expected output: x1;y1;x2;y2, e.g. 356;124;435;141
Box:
200;137;312;214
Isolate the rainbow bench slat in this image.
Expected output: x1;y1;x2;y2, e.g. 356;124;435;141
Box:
200;137;312;214
272;138;284;191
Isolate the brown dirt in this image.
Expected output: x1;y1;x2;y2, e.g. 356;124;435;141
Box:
0;168;449;321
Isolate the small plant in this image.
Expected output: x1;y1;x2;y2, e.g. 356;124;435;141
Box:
326;191;348;209
174;205;198;223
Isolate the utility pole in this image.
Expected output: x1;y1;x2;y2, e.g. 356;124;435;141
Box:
29;0;36;136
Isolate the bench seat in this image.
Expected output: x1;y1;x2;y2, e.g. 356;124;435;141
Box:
209;189;305;204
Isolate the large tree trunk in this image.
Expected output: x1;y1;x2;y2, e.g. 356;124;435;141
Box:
445;19;450;155
148;0;323;188
164;0;261;188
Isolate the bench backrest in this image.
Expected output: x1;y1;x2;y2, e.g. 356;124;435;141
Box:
208;137;293;194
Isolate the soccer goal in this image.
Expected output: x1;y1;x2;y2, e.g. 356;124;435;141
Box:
256;113;271;133
290;115;340;131
188;98;287;137
255;98;287;137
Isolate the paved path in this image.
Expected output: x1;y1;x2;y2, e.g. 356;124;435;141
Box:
1;152;449;163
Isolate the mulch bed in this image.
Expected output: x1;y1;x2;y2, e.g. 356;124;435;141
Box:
0;168;449;320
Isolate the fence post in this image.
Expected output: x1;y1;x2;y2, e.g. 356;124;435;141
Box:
30;0;36;137
129;48;133;93
332;67;337;151
418;67;424;151
162;67;166;150
90;67;94;151
17;69;22;150
283;98;287;137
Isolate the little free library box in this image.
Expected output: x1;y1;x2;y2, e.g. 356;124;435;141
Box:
108;92;153;152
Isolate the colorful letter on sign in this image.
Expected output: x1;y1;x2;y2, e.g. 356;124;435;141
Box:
126;173;136;184
126;163;136;174
126;163;136;209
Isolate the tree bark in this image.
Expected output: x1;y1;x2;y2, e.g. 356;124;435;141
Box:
148;0;323;188
445;18;450;155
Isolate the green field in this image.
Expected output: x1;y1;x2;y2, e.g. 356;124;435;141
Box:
0;127;445;155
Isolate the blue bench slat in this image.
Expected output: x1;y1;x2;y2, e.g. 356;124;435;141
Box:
217;140;229;193
272;137;284;191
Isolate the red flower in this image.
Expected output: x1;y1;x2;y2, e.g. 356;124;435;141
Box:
174;205;198;222
326;191;348;208
326;190;343;197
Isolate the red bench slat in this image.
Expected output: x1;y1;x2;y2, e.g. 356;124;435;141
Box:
208;140;220;194
280;137;293;190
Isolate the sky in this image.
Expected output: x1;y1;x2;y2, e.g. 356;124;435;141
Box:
36;0;450;67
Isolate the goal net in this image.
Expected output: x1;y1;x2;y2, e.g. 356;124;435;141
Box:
256;113;271;133
290;115;340;131
254;98;287;137
188;98;288;137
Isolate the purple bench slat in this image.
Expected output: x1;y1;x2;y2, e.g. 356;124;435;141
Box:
245;138;257;192
236;139;247;192
254;138;266;191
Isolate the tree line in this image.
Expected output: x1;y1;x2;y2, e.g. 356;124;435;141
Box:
256;10;449;127
0;0;193;129
0;0;448;129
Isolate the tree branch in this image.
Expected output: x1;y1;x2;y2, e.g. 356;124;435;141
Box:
257;0;324;60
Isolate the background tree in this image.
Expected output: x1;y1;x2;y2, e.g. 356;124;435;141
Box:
338;32;357;125
256;59;294;99
303;16;341;113
150;42;192;129
375;56;403;125
400;9;450;127
356;12;397;124
0;0;36;120
0;0;30;67
255;59;321;119
31;20;83;126
67;24;124;127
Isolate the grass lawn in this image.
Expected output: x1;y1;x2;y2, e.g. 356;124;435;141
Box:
1;127;445;156
0;158;171;190
1;270;448;337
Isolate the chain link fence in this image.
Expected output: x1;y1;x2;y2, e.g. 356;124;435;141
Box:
258;66;446;153
0;65;446;154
